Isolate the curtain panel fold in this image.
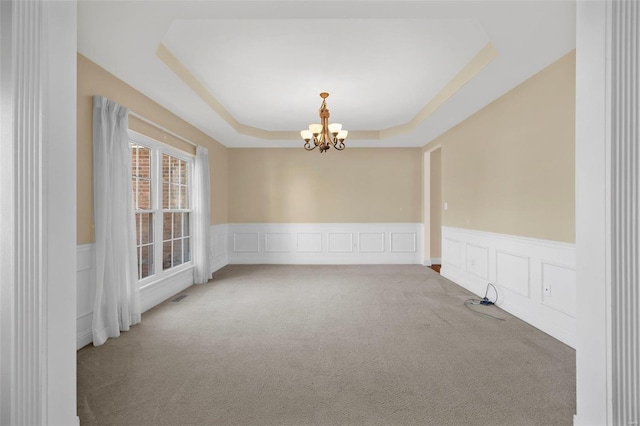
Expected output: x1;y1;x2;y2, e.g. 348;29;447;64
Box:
92;95;141;346
193;145;211;284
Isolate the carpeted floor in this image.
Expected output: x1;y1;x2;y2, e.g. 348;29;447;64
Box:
77;265;575;426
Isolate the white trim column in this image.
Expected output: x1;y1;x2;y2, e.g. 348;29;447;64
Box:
609;1;640;423
423;150;431;265
574;2;611;424
0;1;78;424
423;144;442;267
44;2;78;424
575;1;640;424
0;2;16;424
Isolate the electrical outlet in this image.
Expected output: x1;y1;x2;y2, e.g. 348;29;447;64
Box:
544;286;551;297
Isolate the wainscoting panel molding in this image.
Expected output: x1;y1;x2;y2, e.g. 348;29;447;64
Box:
228;223;423;265
465;243;489;280
443;237;463;268
328;233;353;253
297;233;323;253
233;232;259;252
358;233;385;253
495;251;530;298
265;233;292;253
440;227;576;347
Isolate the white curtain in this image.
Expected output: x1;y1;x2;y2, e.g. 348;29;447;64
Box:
92;96;141;346
193;145;211;284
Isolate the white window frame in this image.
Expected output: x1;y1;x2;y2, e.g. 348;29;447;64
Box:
129;130;194;289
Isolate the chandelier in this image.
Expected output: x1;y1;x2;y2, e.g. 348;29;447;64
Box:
300;92;348;153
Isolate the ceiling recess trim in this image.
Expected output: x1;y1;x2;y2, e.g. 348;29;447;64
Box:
157;41;497;141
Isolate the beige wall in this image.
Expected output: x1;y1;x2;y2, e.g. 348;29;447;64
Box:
78;49;574;244
429;148;442;258
228;148;422;223
426;50;575;243
77;54;228;244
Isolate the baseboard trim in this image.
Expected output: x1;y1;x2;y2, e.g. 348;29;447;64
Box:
76;312;93;350
210;254;228;275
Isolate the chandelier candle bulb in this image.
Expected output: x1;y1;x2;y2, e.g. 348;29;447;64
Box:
309;123;323;136
300;92;348;153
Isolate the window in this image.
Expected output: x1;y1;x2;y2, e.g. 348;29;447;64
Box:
131;132;193;283
161;154;191;270
132;145;154;279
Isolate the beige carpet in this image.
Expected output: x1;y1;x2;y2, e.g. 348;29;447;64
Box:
77;265;575;425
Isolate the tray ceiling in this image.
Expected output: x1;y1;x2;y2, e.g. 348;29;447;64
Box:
78;1;576;148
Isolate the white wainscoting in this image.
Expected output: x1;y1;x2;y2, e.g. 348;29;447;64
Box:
76;244;195;349
77;225;229;349
76;228;230;350
441;226;576;347
76;245;97;349
227;223;423;265
210;223;229;274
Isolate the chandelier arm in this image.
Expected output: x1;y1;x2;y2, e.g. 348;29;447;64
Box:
304;140;317;151
334;140;346;150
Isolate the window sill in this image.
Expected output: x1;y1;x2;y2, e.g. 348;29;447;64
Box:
139;261;194;292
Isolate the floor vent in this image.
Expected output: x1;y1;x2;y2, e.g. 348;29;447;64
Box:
171;295;188;303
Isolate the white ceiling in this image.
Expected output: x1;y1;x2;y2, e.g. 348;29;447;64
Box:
78;1;576;148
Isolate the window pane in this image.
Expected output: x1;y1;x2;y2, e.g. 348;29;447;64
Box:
140;245;153;279
137;178;151;210
140;213;153;245
132;178;138;211
183;213;190;237
173;239;183;266
132;145;152;211
163;213;172;241
161;154;189;210
163;240;172;270
180;185;188;209
183;238;191;263
167;183;174;209
132;146;139;177
162;154;170;183
173;213;183;238
137;147;151;179
180;160;187;185
173;183;182;209
162;182;169;209
171;157;181;185
132;146;151;179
